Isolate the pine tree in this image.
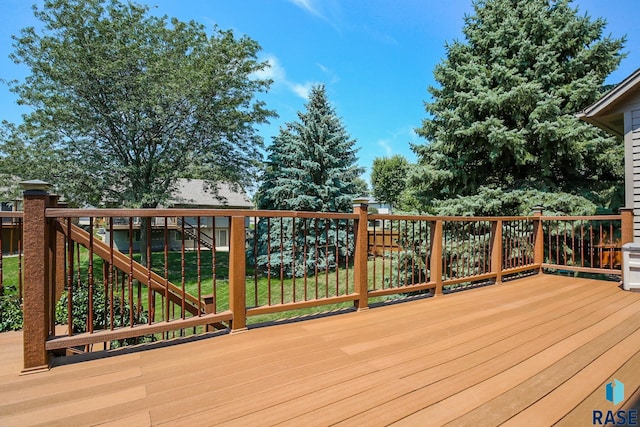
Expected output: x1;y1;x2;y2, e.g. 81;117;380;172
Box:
254;85;363;277
412;0;626;209
256;85;362;212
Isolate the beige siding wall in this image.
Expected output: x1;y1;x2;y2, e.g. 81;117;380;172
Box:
632;108;640;241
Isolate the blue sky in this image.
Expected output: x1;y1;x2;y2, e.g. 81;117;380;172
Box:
1;0;638;185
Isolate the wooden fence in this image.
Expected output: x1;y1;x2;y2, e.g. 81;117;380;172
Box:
1;187;632;372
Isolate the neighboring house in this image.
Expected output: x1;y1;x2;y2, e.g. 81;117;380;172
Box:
577;68;640;241
353;197;392;228
362;197;392;216
1;201;14;212
106;179;254;253
353;197;397;255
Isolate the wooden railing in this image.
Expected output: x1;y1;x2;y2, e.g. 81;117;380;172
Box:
246;212;360;319
540;214;631;275
45;209;234;352
12;189;633;372
367;215;540;297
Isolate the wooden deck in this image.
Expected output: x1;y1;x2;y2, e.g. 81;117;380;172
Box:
2;274;640;426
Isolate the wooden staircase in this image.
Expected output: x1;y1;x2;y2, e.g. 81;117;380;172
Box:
56;221;202;315
177;217;215;250
45;221;233;351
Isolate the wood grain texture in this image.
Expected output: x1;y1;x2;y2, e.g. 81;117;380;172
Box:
1;274;639;426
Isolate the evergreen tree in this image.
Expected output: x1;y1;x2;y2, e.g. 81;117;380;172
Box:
412;0;626;210
256;85;362;212
254;85;363;277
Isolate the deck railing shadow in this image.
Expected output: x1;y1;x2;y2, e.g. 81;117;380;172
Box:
48;328;229;368
2;187;633;372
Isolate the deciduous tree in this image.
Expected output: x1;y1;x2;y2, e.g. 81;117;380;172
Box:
7;0;274;208
370;155;409;209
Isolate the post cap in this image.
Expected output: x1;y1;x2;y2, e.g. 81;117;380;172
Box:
352;197;369;206
20;180;51;195
531;206;544;214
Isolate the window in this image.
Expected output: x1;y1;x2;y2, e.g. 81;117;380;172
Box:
215;229;228;247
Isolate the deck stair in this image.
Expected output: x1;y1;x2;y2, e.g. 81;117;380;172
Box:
177;217;215;250
56;221;202;315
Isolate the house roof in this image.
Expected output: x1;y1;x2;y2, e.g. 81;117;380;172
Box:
577;68;640;137
168;179;253;209
1;177;254;209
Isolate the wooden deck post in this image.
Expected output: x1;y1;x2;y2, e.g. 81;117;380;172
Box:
491;220;503;284
620;207;634;245
229;216;247;333
532;207;544;274
430;220;443;296
21;180;54;374
353;199;369;311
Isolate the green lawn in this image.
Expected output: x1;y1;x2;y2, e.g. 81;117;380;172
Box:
147;250;362;324
0;255;22;297
1;247;415;331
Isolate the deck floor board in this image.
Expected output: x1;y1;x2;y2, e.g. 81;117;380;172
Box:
1;275;639;426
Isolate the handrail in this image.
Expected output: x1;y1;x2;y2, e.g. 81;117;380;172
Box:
18;197;634;371
540;215;621;220
0;211;23;218
55;220;202;314
46;208;358;219
369;214;622;222
43;209;624;222
369;214;537;221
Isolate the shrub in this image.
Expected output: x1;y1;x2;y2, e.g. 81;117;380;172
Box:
0;296;23;331
55;282;154;348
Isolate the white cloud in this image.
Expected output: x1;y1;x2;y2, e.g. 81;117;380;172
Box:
289;0;324;19
252;55;286;81
317;63;340;84
408;127;420;144
291;82;313;99
389;126;421;145
362;25;398;46
254;54;316;100
288;0;344;33
377;139;393;156
374;127;421;159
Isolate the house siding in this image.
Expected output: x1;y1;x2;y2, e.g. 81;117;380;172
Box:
104;217;235;253
578;69;640;244
632;107;640;241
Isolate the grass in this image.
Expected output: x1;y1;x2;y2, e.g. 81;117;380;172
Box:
0;255;21;297
146;250;363;324
1;246;427;332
